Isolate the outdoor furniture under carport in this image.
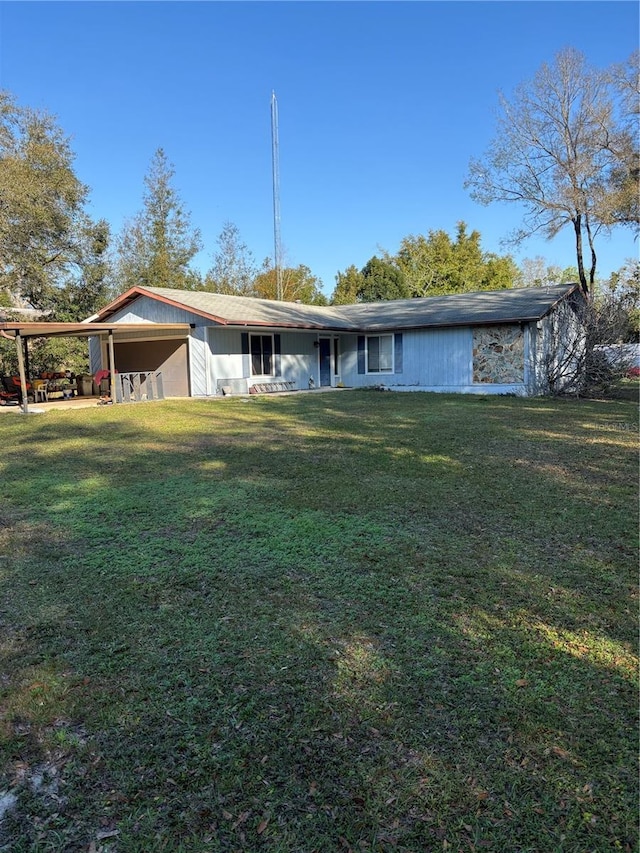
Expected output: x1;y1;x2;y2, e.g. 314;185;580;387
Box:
0;320;191;413
0;376;22;405
32;379;49;402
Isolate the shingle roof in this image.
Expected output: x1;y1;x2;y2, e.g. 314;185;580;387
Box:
334;283;582;331
135;287;353;330
95;283;582;332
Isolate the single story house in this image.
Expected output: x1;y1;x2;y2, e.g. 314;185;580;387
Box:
85;282;585;397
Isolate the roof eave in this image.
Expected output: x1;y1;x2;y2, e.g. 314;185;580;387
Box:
0;322;191;339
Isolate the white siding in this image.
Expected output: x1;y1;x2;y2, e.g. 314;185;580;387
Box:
402;328;472;387
207;327;320;395
189;326;208;396
88;296;207;394
528;299;585;395
208;327;245;389
108;297;198;325
87;292;584;398
88;336;102;374
341;327;474;389
340;326;533;395
281;331;321;388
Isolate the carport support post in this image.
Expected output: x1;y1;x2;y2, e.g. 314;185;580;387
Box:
15;332;28;414
23;337;30;384
108;329;116;402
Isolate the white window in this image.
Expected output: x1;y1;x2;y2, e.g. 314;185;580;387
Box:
367;334;394;373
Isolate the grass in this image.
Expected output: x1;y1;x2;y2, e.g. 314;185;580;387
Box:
0;390;637;853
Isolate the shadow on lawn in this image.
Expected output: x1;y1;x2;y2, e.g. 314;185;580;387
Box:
0;393;637;851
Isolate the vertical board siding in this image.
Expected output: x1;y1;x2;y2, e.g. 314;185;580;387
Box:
341;328;473;389
97;297;207;396
209;327;245;385
88;336;102;374
274;334;282;376
283;331;321;388
394;333;403;374
403;328;472;385
240;333;250;378
208;328;320;394
95;293;582;397
529;299;585;395
357;336;366;374
108;297;199;325
189;326;208;396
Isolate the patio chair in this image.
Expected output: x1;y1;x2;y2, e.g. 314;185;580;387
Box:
32;379;49;402
3;376;34;402
1;376;21;404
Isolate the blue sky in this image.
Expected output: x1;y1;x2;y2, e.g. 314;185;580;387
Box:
0;1;638;297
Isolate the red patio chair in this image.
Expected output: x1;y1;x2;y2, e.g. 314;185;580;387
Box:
1;376;21;404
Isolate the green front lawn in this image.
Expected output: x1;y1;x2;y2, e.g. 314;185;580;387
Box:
0;391;637;852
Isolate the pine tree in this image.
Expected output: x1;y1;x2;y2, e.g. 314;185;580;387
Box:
116;148;202;291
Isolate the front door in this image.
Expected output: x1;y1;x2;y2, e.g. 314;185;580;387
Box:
319;338;331;387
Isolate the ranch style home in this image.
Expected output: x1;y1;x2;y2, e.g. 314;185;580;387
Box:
84;282;585;398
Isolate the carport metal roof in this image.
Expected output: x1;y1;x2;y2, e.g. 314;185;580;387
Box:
0;321;190;340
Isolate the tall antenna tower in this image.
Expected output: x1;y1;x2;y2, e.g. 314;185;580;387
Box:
271;90;283;301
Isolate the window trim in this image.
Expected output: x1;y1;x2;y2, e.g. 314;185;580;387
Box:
366;333;395;374
249;333;275;377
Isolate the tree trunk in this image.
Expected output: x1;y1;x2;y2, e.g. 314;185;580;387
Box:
584;210;598;298
572;215;589;297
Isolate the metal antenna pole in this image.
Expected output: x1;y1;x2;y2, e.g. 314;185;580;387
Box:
271;91;283;301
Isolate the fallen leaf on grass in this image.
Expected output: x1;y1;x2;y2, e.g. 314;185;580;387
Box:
96;830;119;840
549;746;571;760
515;678;529;688
232;810;250;829
257;818;269;834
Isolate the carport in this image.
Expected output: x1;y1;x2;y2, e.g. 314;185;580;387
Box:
0;321;191;413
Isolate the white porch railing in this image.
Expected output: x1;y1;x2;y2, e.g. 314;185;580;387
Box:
115;371;164;403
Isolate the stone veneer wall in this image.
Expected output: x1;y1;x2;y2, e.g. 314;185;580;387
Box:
473;325;524;384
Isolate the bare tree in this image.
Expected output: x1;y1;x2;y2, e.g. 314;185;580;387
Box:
203;222;258;296
517;257;578;288
466;48;639;298
539;260;639;396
